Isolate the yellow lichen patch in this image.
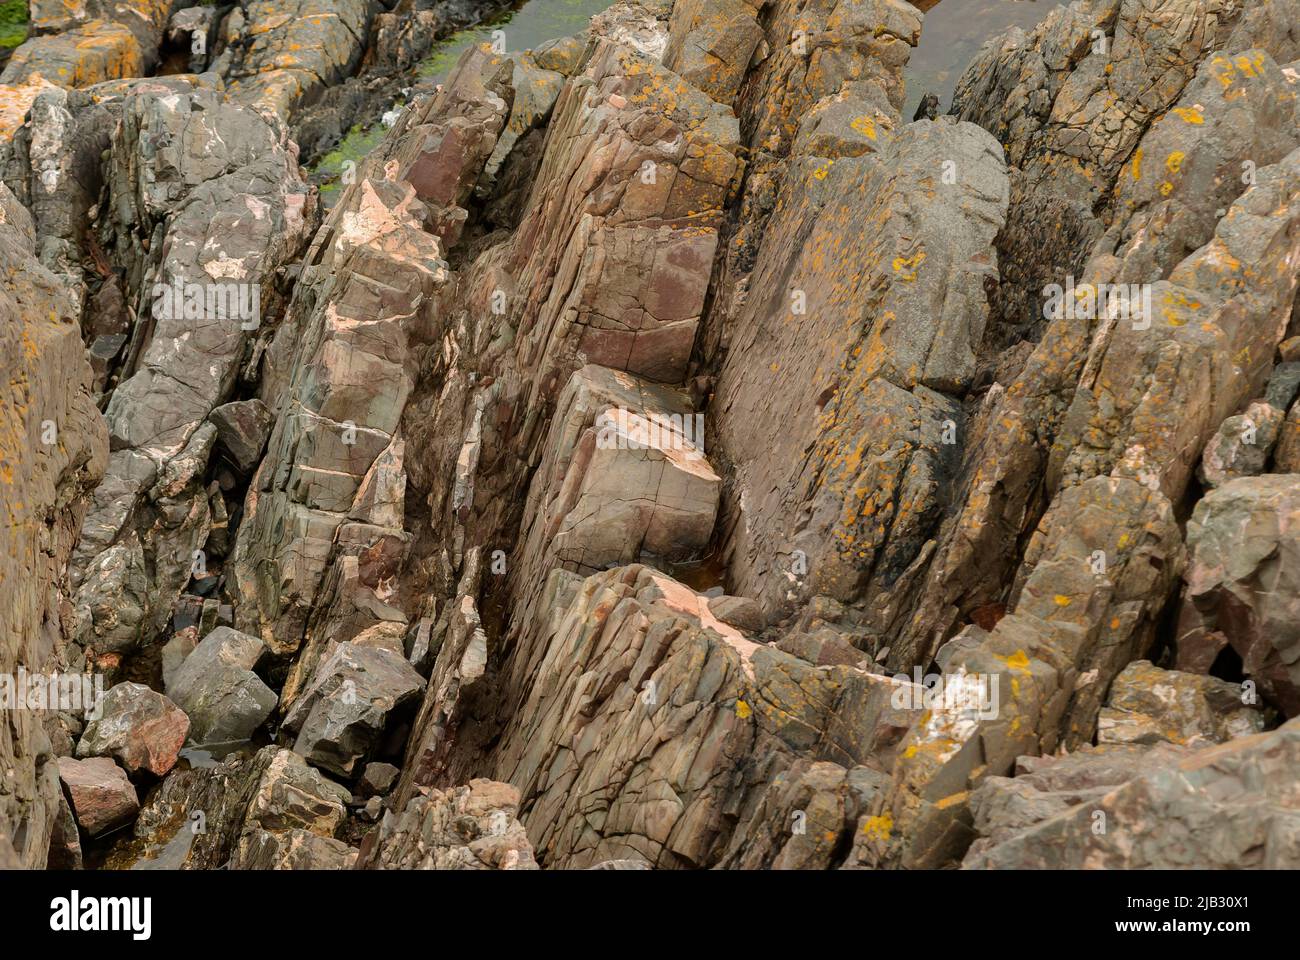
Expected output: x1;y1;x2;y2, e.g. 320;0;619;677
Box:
860;813;892;841
1165;151;1184;174
997;650;1032;674
735;699;752;719
1172;106;1204;125
850;115;877;140
1130;148;1142;182
892;249;926;281
1053;594;1072;607
934;792;969;811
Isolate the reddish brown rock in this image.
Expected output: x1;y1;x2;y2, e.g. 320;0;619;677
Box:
57;756;139;837
76;682;190;776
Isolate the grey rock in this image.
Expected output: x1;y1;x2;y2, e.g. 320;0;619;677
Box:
168;627;277;744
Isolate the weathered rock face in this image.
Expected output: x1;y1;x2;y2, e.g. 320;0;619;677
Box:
0;181;107;867
1177;475;1300;716
407;563;920;868
711;117;1008;619
66;80;315;665
964;720;1300;869
359;779;538;870
5;0;1300;875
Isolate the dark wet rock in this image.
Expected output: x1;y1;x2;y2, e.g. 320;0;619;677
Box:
209;399;274;473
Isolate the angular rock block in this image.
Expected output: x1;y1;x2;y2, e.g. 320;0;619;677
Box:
77;682;190;776
57;757;139;838
283;642;426;778
1177;474;1300;716
167;627;277;744
360;779;538;870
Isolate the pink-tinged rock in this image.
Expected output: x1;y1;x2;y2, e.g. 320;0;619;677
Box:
56;757;139;837
76;681;190;776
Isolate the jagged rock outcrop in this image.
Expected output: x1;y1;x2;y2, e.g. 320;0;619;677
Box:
66;79;314;670
359;778;537;870
107;745;353;869
5;0;1300;876
0;182;107;868
963;720;1300;869
1176;474;1300;716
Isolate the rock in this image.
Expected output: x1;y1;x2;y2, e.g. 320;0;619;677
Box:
57;757;139;837
242;748;351;837
1176;475;1300;716
1266;361;1300;411
1098;660;1267;746
964;720;1300;868
1198;400;1285;488
0;182;107;865
707;595;765;633
359;779;538;870
218;0;372;118
167;627;277;744
76;682;190;776
589;859;653;870
663;0;763;104
282;642;426;778
360;763;400;798
1277;399;1300;471
47;791;84;870
208;399;274;473
110;746;351;869
962;742;1191;866
409;564;923;868
231;828;358;870
66;78;314;660
160;627;198;693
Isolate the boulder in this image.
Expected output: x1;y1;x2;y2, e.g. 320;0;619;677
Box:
208;399;274;473
167;627;277;744
57;757;139;837
1198;400;1285;488
282;642;426;778
76;682;190;776
1177;474;1300;716
1098;660;1267;747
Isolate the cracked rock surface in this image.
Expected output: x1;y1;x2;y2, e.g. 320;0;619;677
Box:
2;0;1299;873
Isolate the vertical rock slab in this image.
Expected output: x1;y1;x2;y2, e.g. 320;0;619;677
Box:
0;184;107;867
